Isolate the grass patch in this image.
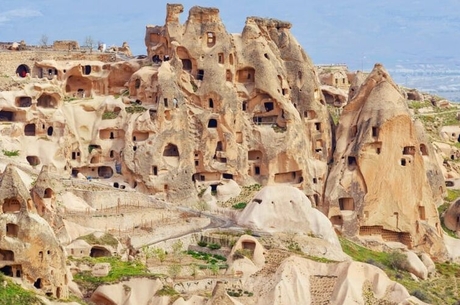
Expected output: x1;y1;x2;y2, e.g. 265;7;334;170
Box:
2;149;19;157
186;250;227;263
77;233;118;247
340;237;460;304
407;100;432;110
72;256;160;291
125;105;146;114
232;202;247;210
156;285;178;296
0;273;43;304
445;189;460;202
102;111;119;120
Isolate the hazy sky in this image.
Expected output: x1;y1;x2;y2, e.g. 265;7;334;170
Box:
1;0;459;70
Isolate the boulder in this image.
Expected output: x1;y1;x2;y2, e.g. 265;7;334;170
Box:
404;251;428;280
248;255;414;305
237;185;340;248
91;262;111;277
419;252;436;276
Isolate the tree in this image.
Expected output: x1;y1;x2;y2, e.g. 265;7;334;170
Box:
168;263;182;280
141;246;154;265
153;248;167;263
210;263;219;277
39;34;48;48
189;263;198;279
85;36;95;53
171;240;183;259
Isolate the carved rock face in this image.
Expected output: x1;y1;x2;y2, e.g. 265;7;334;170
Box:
135;5;332;202
323;64;446;257
0;165;68;299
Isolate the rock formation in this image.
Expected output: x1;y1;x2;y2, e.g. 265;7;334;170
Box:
247;255;417;305
444;199;460;234
0;164;68;298
0;3;455;304
238;185;340;248
322;64;446;257
138;4;332;202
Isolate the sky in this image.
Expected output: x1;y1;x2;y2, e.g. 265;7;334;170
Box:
1;0;460;71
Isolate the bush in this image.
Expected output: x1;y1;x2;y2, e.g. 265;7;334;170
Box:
2;149;19;157
387;251;408;271
197;240;207;247
365;259;385;270
411;289;428;302
207;243;221;250
232;202;247;210
102;111;118;120
125;105;146;114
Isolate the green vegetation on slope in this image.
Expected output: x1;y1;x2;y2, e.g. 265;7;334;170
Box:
0;273;44;305
71;256;162;291
78;233;119;247
340;237;460;304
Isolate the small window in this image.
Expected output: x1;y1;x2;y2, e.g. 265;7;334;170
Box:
208;119;217;128
401;158;406;166
197;70;204;81
207;32;216;47
218;53;224;64
209;98;214;108
152;166;158;175
315;122;321;131
264;102;274;112
372;126;379;137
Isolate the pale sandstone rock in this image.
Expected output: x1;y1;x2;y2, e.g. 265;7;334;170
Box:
90;277;163;305
419;252;436;276
228;234;266;268
238;185;340;248
0;164;68;299
444;200;460;233
91;262;111;277
248;255;416;305
173;295;207;305
207;280;244;305
323;64;446;258
216;179;241;202
404;251;428;280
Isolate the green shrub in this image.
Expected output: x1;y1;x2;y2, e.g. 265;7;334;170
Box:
125;105;146;114
232;202;247;209
0;273;43;304
2;149;19;157
72;256;157;291
156;285;178;296
78;233;118;247
102;111;118;120
411;289;428;302
197;240;207;247
387;251;408;271
207;243;221;250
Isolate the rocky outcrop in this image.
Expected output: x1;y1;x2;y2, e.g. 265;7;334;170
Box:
0;164;68;299
322;64;446;258
248;255;419;305
238;186;339;245
136;4;333;202
90;277;164;305
444;199;460;233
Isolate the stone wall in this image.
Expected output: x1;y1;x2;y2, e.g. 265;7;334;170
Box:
0;50;116;76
